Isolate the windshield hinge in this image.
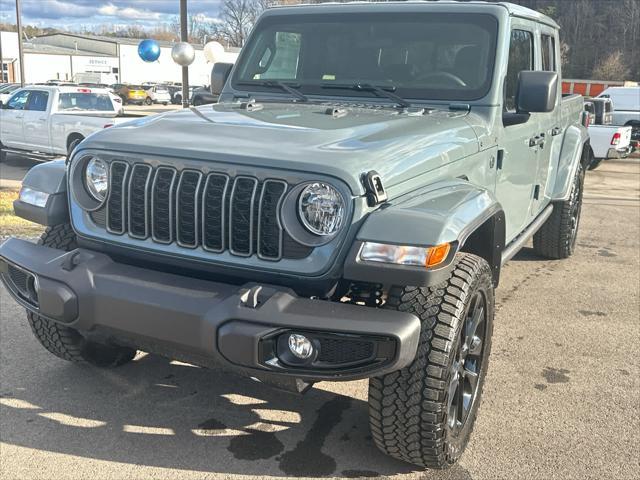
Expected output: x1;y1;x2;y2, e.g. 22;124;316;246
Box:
363;170;388;207
449;103;471;112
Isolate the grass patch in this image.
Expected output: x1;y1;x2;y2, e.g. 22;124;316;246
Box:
0;188;44;238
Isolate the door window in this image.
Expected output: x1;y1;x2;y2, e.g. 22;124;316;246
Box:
26;91;49;111
6;90;30;110
541;34;556;71
505;29;533;111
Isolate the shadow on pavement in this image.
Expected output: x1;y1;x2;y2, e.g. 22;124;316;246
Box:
0;352;428;478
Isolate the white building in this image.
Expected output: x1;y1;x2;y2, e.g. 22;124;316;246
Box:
1;31;239;86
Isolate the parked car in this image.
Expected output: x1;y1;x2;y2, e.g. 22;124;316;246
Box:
587;125;632;169
144;85;171;105
0;2;590;470
171;85;199;105
0;86;137;161
598;86;640;145
191;85;218;106
111;84;147;105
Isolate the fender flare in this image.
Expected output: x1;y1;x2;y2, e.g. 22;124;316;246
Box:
344;181;505;287
552;124;589;201
13;160;69;226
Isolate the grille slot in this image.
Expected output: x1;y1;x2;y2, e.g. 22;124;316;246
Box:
176;170;203;248
229;176;258;257
258;180;287;260
202;173;229;252
151;167;177;243
106;161;129;234
128;164;152;239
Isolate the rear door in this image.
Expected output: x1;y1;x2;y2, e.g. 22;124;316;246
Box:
533;26;562;216
0;89;30;148
495;23;539;243
23;90;52;151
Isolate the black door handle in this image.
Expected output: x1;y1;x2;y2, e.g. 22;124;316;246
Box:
551;127;562;136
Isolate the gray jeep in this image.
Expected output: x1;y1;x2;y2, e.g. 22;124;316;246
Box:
1;2;591;469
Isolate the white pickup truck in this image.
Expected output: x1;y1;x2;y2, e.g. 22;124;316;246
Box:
0;86;138;162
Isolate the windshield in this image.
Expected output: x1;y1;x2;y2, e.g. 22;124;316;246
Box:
58;92;114;111
233;12;498;102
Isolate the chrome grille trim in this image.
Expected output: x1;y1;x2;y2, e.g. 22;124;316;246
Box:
127;163;152;239
201;172;230;253
228;176;258;257
106;161;129;235
257;179;287;261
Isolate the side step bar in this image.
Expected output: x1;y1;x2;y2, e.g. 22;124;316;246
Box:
501;204;554;265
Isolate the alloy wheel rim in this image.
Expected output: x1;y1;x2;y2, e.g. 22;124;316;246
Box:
446;291;486;439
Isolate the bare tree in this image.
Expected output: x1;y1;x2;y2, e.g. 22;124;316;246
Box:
214;0;264;47
592;51;631;81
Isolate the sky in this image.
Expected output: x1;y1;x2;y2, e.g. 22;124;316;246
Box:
0;0;224;31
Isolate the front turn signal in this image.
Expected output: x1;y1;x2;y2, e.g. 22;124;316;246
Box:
359;242;452;269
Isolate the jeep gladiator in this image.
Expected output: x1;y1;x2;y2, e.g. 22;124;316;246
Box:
0;2;590;469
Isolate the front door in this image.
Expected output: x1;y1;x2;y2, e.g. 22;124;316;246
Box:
23;90;51;151
495;25;540;244
0;89;30;148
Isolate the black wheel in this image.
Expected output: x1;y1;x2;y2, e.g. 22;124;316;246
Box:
145;97;153;106
26;224;137;367
193;97;202;106
162;102;168;106
369;253;494;469
533;162;585;259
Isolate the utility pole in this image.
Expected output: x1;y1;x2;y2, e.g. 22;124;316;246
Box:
15;0;25;86
180;0;189;108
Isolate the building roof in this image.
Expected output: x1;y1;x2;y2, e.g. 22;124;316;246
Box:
23;42;113;57
34;32;205;50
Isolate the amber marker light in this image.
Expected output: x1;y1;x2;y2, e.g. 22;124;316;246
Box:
425;243;451;268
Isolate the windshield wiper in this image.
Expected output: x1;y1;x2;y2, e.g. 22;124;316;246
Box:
321;82;412;108
236;80;308;103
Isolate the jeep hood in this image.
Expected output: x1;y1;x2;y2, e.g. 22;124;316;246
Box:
82;102;481;195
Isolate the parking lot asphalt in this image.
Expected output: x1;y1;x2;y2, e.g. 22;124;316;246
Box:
0;161;638;480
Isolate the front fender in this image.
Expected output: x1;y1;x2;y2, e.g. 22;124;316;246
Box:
552;124;589;201
12;160;69;226
344;181;504;287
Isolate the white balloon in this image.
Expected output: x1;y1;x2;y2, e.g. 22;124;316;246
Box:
171;42;195;66
204;41;225;63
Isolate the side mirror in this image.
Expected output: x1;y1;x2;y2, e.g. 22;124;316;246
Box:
211;62;234;96
516;71;558;113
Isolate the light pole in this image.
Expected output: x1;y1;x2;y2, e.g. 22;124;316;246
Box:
180;0;189;108
15;0;25;86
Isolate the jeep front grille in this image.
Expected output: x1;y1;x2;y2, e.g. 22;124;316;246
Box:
102;161;301;261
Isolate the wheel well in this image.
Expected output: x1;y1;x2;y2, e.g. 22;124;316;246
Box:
581;141;594;169
66;133;84;155
459;211;505;287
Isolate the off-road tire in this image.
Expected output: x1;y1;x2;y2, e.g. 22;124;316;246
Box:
533;162;585;259
369;253;494;469
26;224;136;367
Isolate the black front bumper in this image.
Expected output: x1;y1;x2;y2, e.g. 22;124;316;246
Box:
0;238;420;382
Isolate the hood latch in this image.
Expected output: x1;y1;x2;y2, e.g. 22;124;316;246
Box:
363;170;388;207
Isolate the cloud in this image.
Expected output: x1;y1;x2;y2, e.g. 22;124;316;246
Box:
98;3;163;21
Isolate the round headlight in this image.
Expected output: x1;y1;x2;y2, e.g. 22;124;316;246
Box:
298;182;345;236
85;158;108;202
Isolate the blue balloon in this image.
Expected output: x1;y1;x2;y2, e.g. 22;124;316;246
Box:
138;39;161;62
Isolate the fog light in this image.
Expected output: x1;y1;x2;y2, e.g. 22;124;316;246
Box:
288;334;314;359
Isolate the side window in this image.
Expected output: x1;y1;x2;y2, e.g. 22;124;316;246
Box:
505;29;533;112
6;90;30;110
26;91;49;112
541;34;556;71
